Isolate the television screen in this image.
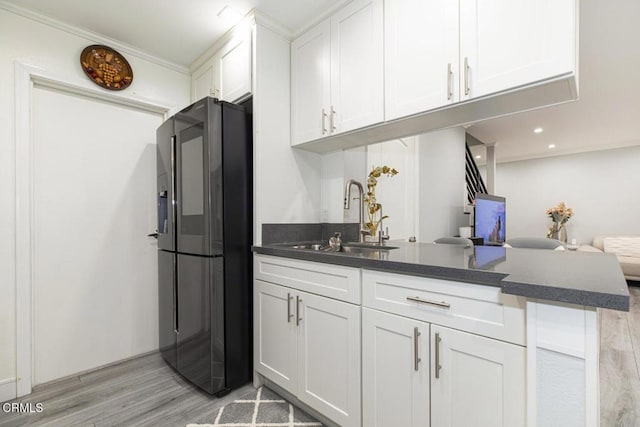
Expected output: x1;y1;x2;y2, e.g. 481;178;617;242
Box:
474;194;506;245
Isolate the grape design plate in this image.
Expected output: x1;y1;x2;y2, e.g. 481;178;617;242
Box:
80;45;133;91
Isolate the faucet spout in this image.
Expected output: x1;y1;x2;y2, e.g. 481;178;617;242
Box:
344;179;370;243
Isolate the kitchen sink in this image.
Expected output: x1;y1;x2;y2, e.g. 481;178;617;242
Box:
282;242;398;254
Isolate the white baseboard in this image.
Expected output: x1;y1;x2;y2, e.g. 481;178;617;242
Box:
0;378;16;403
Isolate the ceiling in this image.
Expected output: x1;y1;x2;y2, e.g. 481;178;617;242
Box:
3;0;638;164
2;0;348;66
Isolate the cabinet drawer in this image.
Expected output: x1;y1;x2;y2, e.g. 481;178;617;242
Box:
362;270;525;345
254;255;361;304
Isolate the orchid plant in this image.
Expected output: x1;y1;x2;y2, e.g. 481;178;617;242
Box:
363;165;398;237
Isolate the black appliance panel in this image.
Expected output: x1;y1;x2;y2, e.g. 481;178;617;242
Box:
176;253;212;393
174;99;222;256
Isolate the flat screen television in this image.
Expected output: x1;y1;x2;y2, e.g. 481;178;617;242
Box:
474;193;506;246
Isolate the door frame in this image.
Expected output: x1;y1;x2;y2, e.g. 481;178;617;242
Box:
14;61;176;397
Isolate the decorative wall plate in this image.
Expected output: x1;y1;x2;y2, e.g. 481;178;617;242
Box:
80;45;133;91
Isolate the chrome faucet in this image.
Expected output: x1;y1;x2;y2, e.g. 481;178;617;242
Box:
344;179;371;243
376;204;390;245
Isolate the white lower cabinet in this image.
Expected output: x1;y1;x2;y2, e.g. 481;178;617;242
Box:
363;310;526;427
362;308;430;427
255;257;526;427
254;279;361;427
430;325;526;427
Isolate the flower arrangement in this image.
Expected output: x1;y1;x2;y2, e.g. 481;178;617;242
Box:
363;165;398;236
545;202;574;241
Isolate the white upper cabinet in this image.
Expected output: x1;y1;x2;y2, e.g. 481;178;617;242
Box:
459;0;576;100
385;0;460;120
330;0;384;134
219;31;252;103
291;20;331;145
191;24;252;103
192;55;220;102
292;0;576;152
291;0;383;146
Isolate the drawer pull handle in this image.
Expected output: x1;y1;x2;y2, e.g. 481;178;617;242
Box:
435;332;442;379
287;293;293;323
413;327;421;371
406;296;450;309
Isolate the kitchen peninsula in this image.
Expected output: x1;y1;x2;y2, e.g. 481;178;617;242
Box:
253;240;628;427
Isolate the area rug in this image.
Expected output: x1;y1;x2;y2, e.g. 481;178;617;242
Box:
187;387;324;427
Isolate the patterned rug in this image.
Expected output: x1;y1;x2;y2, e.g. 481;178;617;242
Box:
187;387;324;427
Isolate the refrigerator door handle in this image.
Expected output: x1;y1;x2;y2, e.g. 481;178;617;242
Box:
173;253;178;334
170;135;177;240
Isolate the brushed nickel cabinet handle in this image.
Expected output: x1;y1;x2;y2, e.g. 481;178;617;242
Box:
406;296;450;309
287;293;293;323
296;295;302;326
464;57;470;96
447;63;453;100
414;327;421;371
330;106;336;132
435;332;442;379
322;108;328;135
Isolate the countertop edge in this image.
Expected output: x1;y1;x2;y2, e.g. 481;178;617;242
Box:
253;245;630;311
501;281;630;311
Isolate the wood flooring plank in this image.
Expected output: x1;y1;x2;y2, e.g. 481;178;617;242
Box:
600;289;640;426
600;348;640;426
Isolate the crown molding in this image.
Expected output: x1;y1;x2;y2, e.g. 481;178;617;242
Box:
189;9;293;73
0;0;189;75
292;0;352;38
253;10;293;40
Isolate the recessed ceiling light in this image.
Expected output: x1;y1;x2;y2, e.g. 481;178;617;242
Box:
534;127;543;134
548;144;556;149
217;5;243;24
475;155;481;159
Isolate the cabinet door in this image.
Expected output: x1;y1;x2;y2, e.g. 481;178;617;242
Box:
362;308;430;427
192;56;219;102
431;325;526;427
254;280;298;393
291;19;331;145
459;0;576;100
219;31;252;102
385;0;459;120
297;291;361;427
330;0;383;134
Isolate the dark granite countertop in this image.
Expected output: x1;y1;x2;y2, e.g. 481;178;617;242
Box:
253;240;629;311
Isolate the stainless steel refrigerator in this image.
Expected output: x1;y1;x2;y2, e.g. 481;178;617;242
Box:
156;97;252;395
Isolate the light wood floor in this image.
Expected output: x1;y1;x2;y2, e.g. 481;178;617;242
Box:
0;353;255;426
600;285;640;426
2;287;639;426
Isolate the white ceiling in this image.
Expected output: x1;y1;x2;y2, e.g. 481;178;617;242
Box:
2;0;348;66
4;0;638;163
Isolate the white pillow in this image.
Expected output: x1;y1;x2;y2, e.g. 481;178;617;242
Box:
603;237;640;257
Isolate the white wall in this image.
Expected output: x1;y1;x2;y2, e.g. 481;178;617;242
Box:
253;23;321;243
366;139;418;240
494;145;640;244
417;127;469;242
320;147;366;224
0;7;190;392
